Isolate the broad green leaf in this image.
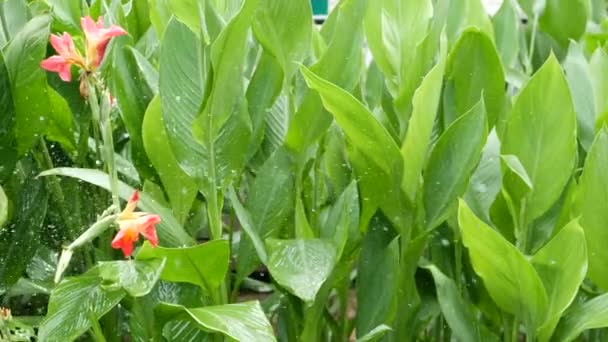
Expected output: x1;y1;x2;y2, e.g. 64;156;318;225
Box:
4;15;51;153
137;240;229;291
110;39;156;179
459;200;548;330
423;100;487;230
575;129;608;290
443;28;504;127
538;0;587;46
159;18;209;180
0;0;29;46
227;187;267;264
464;130;502;224
446;0;494;45
400;39;447;201
427;265;499;342
38;275;125;341
252;0;311;78
191;0;257;198
492;0;520;68
169;0;223;41
46;86;75;152
363;0;433;96
0;184;6;228
236;147;295;281
285;0;366;151
502;54;576;223
97;259;166;297
531;219;587;340
552;293;608;342
501;154;533;189
0;172;48;291
38;167;195;247
563;41;595;151
356;214;398;337
143;96;197;224
0;49;17;181
300;66;402;181
266;238;336;302
46;0;81;33
157;301;275;342
589;48;608;126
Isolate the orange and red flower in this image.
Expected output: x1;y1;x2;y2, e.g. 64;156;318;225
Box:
40;16;126;81
111;190;160;258
81;16;127;69
39;33;85;82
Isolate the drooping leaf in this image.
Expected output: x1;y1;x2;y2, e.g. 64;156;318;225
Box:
142;96;197;224
38;167;194;247
426;265;499;342
356;324;392;342
459;200;548;330
575;129;608;290
531;219;587;340
137;240;229;291
501;54;577;223
552;293;608;342
501;154;533;189
443;28;504;127
423;100;487;230
156;301;275;342
266;238;336;302
38;275;125;341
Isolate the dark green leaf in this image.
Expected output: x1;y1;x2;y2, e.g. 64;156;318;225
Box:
553;293;608;342
97;258;166;297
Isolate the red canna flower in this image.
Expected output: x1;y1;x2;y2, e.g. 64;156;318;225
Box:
40;33;85;82
111;190;160;258
81;16;127;69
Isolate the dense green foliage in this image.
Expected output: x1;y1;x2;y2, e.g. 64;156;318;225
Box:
1;0;608;341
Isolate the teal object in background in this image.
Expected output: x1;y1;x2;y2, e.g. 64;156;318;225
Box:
311;0;329;16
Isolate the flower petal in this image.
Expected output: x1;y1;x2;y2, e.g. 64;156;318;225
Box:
81;16;99;39
40;56;72;81
120;190;140;218
138;215;160;247
111;223;139;258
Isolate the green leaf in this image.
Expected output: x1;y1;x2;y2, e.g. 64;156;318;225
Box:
0;48;17;181
356;324;392;342
266;238;337;302
501;154;533;189
300;65;402;182
252;0;311;78
227;187;268;264
191;0;257;196
446;0;494;46
0;184;6;228
426;265;499;342
0;171;48;291
563;41;595;151
236;147;295;280
38;167;194;247
492;0;520;68
46;0;81;33
46;86;75;152
363;0;433;96
143;96;197;224
443;29;504;127
110;39;156;179
38;275;125;341
552;293;608;342
159;18;209;181
589;48;608;127
285;0;367;151
575;129;608;290
157;301;276;342
423;100;487;230
4;15;51;153
0;0;30;46
464;130;502;224
459;200;548;330
137;240;229;292
531;219;587;340
356;214;398;337
97;259;166;297
400;39;447;201
538;0;587;46
501;54;577;223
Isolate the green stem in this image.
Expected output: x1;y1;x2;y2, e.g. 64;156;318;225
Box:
510;318;519;342
89;318;107;342
525;13;539;75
